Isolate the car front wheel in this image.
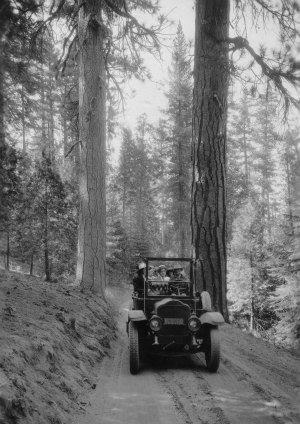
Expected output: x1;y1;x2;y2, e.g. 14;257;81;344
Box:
204;327;220;372
129;321;140;374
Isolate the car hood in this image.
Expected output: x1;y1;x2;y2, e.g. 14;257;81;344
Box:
152;298;191;314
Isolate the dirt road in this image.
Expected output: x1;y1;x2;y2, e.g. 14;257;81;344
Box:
74;299;300;424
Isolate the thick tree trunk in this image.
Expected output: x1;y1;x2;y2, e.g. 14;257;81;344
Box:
76;0;106;294
192;0;229;319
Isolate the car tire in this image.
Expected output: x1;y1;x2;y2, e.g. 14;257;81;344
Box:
201;291;212;311
129;321;140;375
205;327;220;372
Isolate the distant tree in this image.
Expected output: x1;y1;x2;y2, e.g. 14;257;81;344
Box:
228;198;280;333
228;200;259;329
16;155;76;280
272;273;300;349
131;114;160;257
0;147;19;270
166;23;192;257
227;90;254;241
0;0;39;226
252;85;279;240
151;119;171;251
118;128;137;228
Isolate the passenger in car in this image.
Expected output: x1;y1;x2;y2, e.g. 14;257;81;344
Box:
157;265;170;282
166;268;174;280
173;263;188;281
148;265;156;280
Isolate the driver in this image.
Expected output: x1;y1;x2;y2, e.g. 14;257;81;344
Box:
173;263;187;281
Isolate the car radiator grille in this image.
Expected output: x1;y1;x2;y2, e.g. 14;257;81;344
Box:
157;305;190;336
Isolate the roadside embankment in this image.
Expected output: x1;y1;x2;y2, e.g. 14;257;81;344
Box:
0;269;117;424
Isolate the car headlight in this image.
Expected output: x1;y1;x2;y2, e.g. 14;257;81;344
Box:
149;315;163;332
188;315;200;332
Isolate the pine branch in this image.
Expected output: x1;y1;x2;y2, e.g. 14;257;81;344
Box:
254;0;299;37
225;36;300;111
103;0;160;49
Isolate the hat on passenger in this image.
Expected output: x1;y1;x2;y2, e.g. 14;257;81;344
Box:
138;262;146;270
158;264;167;271
173;263;183;270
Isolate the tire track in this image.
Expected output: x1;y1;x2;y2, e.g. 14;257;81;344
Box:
154;361;231;424
218;355;299;424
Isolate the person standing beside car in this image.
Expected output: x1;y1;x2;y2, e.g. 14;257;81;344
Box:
132;262;146;295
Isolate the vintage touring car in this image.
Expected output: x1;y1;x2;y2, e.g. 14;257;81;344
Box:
127;257;225;374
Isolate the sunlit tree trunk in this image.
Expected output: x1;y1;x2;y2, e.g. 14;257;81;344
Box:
76;0;106;295
192;0;229;318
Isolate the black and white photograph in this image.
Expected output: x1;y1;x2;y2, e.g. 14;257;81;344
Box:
0;0;299;423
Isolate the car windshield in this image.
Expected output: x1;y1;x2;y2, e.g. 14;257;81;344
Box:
146;258;191;282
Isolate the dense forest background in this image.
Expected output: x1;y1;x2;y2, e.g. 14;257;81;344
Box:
0;0;299;349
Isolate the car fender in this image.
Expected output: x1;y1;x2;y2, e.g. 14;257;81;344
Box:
128;310;147;322
200;312;225;326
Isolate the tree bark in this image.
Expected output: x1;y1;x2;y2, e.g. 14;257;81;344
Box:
76;0;106;295
192;0;230;318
